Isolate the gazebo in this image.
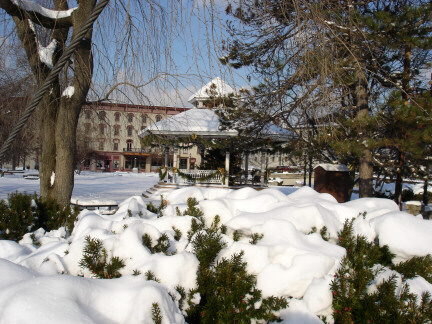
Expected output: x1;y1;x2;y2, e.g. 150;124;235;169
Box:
138;78;292;186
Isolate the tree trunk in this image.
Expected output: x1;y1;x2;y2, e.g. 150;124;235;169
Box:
50;1;96;206
6;0;96;206
39;92;60;199
394;45;411;209
355;70;373;198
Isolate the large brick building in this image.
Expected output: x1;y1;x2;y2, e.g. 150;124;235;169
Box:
77;102;194;172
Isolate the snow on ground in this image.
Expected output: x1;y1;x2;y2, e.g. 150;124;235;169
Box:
0;171;159;203
1;172;432;323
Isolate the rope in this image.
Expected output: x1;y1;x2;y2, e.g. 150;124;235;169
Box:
0;0;110;161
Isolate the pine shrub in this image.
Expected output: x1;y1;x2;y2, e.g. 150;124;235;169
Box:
172;226;182;241
145;270;161;282
79;236;125;279
182;197;204;217
331;219;432;323
393;255;432;284
0;192;78;241
0;192;34;241
142;233;171;254
147;195;167;217
185;213;287;323
151;303;163;324
34;196;79;234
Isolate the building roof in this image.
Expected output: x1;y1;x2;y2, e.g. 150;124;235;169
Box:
188;77;235;104
315;164;350;172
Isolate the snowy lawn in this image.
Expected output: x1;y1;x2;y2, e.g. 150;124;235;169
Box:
0;171;159;203
1;172;432;323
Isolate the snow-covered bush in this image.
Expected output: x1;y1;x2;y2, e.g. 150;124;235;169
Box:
78;236;125;279
184;212;288;323
330;218;432;323
0;192;78;241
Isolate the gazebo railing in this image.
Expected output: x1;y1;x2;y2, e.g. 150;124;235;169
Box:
170;169;222;185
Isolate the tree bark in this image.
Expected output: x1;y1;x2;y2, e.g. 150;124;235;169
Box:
394;45;411;209
51;0;96;206
355;69;373;198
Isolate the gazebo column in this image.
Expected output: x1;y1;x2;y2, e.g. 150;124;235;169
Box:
164;146;169;182
173;145;178;169
225;151;230;186
260;148;266;186
173;145;178;183
244;150;249;185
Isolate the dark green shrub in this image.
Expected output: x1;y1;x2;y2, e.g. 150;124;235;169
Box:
401;187;415;202
0;192;79;241
172;226;182;241
185;214;287;323
331;219;432;323
146;195;167;217
393;255;432;284
182;197;204;217
0;192;34;241
79;236;125;279
145;270;160;282
151;303;163;324
142;233;171;254
249;233;264;244
34;196;79;234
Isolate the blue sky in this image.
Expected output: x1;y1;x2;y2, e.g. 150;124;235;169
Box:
89;0;251;108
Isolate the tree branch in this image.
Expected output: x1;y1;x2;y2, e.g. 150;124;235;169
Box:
0;0;75;29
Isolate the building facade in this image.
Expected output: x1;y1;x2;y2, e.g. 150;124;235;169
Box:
77;102;202;172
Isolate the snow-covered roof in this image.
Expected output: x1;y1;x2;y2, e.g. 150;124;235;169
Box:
260;123;293;141
139;108;238;138
139;107;292;142
188;77;235;104
315;164;350;172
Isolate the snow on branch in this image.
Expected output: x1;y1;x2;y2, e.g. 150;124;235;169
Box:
12;0;76;19
0;0;76;28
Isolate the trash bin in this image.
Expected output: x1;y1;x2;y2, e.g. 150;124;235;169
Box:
314;164;353;203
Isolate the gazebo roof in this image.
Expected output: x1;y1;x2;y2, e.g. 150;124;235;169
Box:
139;107;293;142
139;108;238;138
188;77;235;105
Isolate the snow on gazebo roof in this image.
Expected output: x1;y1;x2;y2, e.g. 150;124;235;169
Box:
139;108;238;138
139;107;293;142
188;77;235;104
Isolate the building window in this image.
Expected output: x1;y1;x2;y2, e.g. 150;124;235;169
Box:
98;141;104;150
126;139;133;151
183;147;188;153
99;124;104;135
85;110;91;119
113;141;119;151
115;112;120;122
179;158;187;169
127;125;133;136
142;115;147;124
156;115;161;122
114;125;120;136
113;160;119;169
128;113;134;123
98;111;106;120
